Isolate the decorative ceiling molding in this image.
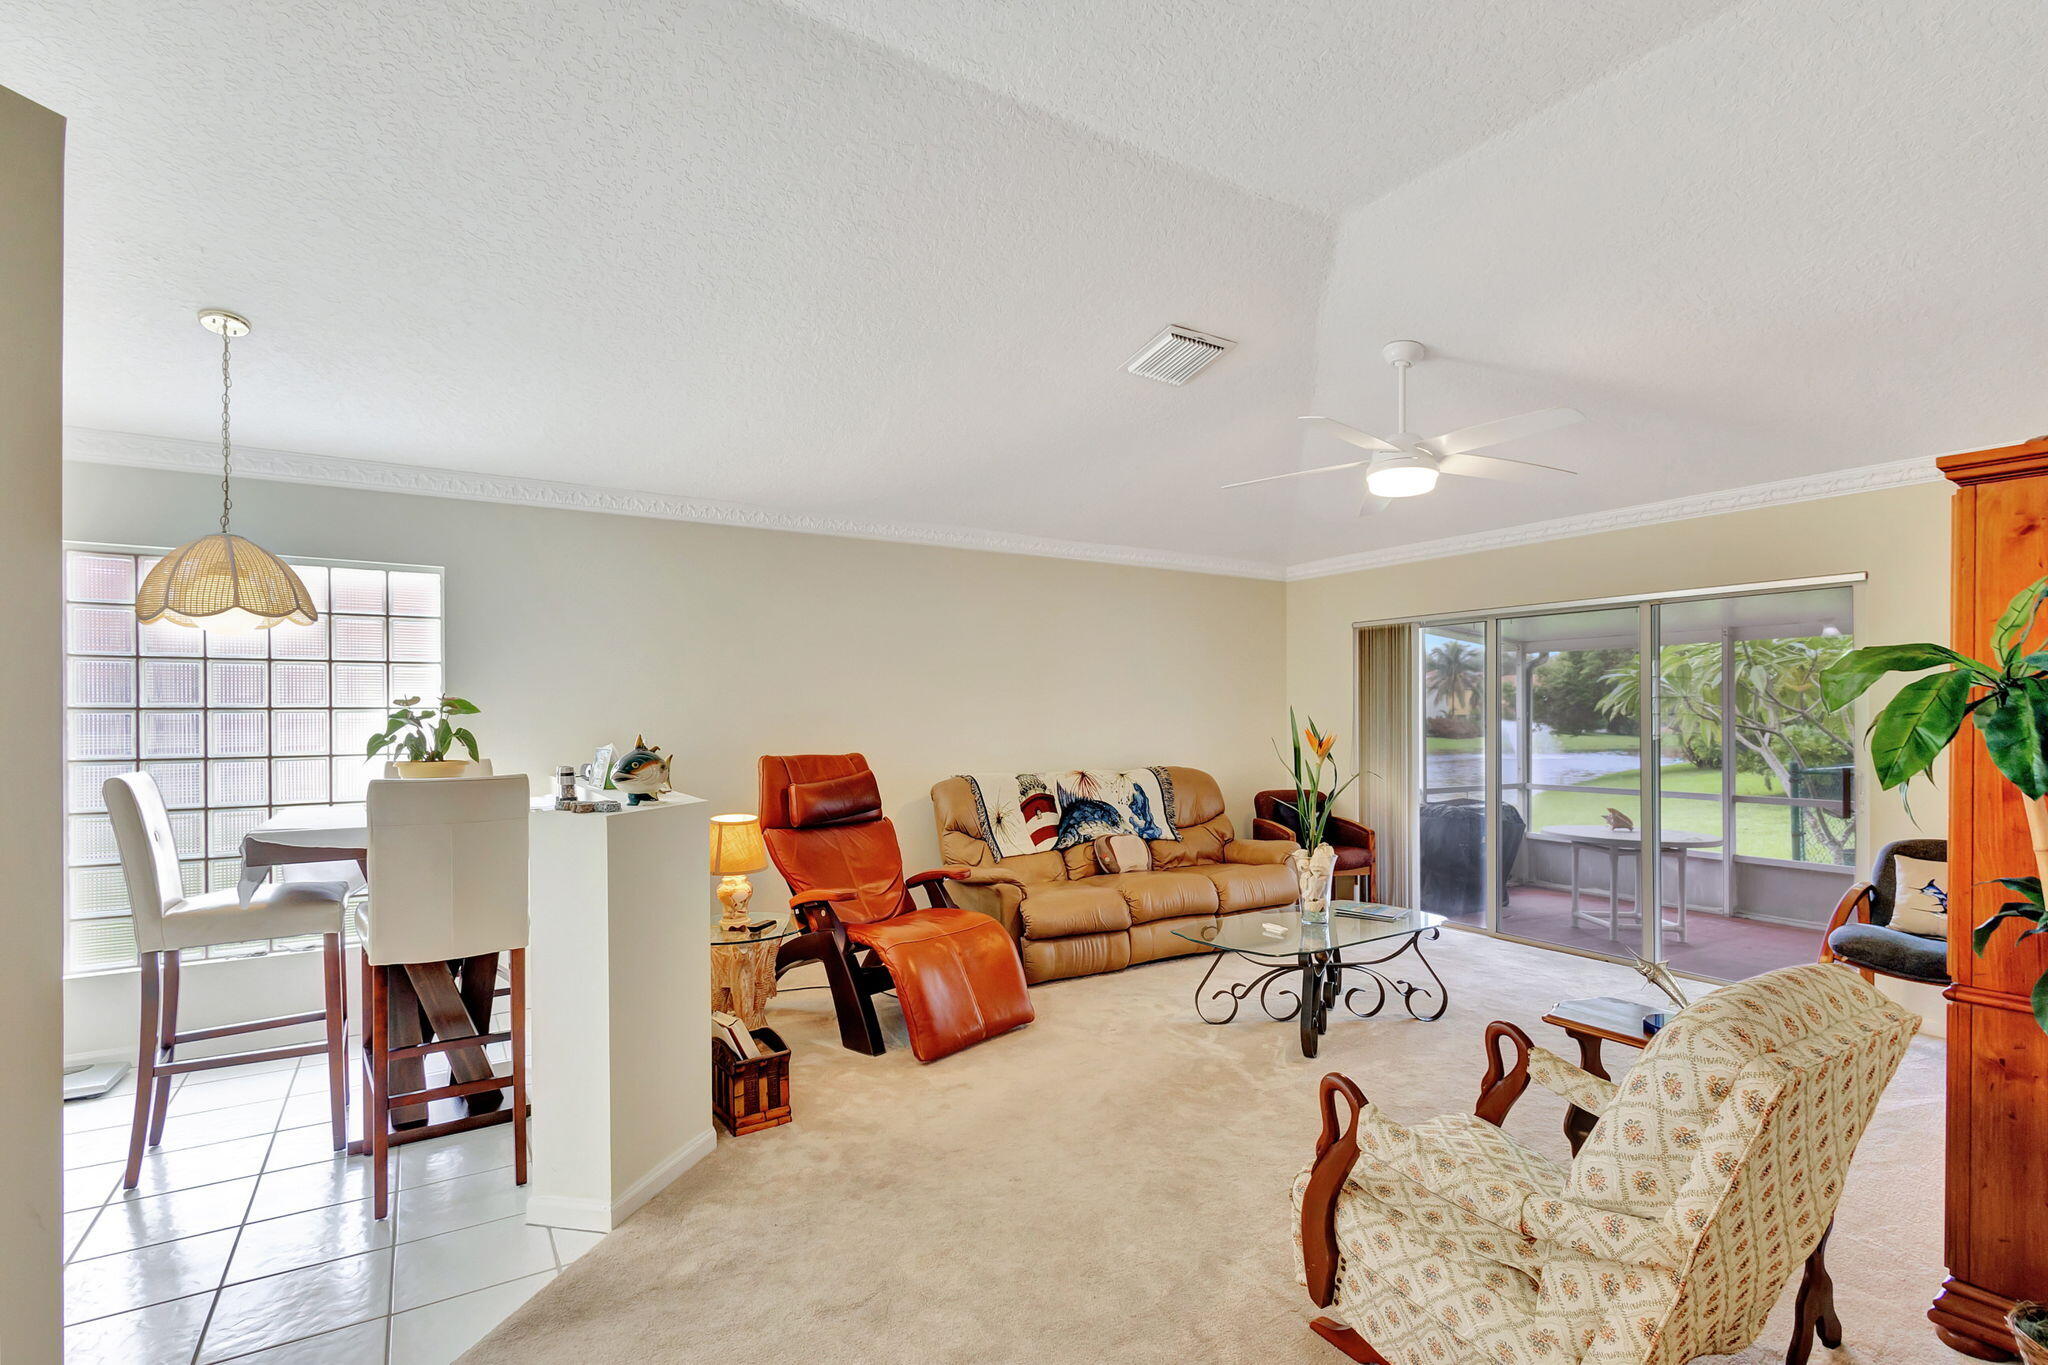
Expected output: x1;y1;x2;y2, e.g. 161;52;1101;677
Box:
62;428;1286;581
67;427;1947;587
1282;455;1945;581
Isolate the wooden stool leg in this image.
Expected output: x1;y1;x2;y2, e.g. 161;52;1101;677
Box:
1310;1317;1390;1363
368;961;392;1220
509;949;528;1187
385;967;429;1128
323;933;348;1151
147;949;180;1147
123;953;162;1190
454;953;503;1116
404;961;495;1106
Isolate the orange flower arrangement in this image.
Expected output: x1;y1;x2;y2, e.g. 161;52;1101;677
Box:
1278;708;1357;851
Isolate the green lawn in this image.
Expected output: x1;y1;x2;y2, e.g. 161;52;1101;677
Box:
1526;761;1836;863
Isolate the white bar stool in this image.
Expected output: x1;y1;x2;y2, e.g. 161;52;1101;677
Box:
103;772;352;1189
355;774;530;1218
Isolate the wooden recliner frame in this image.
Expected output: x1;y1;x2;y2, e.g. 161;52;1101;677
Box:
1299;1022;1842;1365
776;869;970;1057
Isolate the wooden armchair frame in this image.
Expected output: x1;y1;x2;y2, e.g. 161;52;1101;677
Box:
776;868;968;1056
1298;1021;1843;1365
1817;880;1880;984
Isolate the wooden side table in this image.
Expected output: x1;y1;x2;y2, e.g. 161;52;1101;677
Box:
1540;995;1661;1152
710;920;800;1031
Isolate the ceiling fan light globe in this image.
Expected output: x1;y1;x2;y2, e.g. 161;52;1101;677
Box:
1366;462;1439;499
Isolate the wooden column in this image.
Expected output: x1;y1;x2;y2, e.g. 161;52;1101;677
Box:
1932;436;2048;1361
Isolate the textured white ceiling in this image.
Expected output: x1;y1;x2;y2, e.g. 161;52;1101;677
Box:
769;0;1743;213
5;0;2046;576
1270;0;2048;569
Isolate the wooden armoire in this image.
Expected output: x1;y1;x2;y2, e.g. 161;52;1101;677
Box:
1932;435;2048;1360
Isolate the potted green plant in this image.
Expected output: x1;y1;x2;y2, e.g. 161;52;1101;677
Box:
1822;576;2048;1031
1276;709;1359;925
366;695;483;778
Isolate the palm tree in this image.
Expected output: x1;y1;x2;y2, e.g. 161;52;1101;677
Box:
1425;639;1482;716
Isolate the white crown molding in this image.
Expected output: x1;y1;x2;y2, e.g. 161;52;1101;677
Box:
1282;456;1945;581
66;427;1945;586
62;427;1288;581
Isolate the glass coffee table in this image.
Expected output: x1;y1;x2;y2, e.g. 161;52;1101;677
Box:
1173;903;1447;1058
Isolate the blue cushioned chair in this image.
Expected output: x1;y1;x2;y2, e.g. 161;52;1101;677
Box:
1819;837;1949;986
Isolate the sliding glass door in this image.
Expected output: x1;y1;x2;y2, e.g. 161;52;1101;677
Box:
1495;606;1647;956
1418;622;1487;928
1396;582;1858;980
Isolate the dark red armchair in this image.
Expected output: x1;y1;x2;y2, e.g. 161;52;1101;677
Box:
1252;790;1377;902
759;753;1033;1063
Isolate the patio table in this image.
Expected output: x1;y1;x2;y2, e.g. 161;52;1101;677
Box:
1540;824;1720;944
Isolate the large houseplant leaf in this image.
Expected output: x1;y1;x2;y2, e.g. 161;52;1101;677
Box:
1976;678;2048;800
1867;669;1973;790
1820;643;1990;710
1991;575;2048;669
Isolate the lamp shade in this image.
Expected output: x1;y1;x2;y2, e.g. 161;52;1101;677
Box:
708;814;767;876
137;534;318;632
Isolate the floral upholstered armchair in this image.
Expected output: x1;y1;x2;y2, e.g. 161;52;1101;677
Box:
1292;964;1917;1365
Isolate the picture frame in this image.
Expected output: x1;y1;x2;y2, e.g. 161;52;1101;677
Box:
579;743;616;793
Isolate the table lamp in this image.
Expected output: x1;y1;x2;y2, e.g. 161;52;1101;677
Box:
709;813;769;931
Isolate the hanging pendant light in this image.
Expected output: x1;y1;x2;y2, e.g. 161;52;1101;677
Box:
136;311;317;632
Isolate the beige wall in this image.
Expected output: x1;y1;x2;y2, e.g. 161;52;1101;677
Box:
62;461;1287;1052
1;85;64;1365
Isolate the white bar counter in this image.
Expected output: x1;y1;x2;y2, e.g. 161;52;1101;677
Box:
525;793;711;1231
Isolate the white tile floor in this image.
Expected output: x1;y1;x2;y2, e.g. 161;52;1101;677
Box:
62;1053;597;1363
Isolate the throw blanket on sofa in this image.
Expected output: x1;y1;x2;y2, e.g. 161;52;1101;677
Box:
961;768;1178;859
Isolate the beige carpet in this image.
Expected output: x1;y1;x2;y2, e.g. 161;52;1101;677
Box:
470;931;1960;1364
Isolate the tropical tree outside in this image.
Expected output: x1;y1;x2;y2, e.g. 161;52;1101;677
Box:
1598;635;1856;863
1425;638;1482;717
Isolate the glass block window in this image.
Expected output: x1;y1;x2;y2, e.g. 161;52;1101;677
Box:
62;547;445;974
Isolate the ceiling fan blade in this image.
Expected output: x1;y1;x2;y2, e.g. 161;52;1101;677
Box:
1299;416;1401;453
1428;407;1584;457
1221;457;1368;490
1437;450;1579;481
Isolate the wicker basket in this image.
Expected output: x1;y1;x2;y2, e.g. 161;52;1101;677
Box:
2010;1304;2048;1365
712;1026;791;1136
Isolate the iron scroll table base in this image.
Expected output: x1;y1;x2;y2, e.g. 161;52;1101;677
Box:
1192;926;1448;1058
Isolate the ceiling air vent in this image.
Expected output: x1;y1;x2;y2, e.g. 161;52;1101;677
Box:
1125;325;1235;386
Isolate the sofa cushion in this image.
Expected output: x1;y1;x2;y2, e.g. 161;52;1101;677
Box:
1095;870;1220;924
1129;916;1217;964
1020;929;1130;983
1153;822;1228;868
1188;861;1297;913
1017;882;1131;939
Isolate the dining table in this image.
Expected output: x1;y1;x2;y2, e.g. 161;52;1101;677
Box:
240;802;500;1129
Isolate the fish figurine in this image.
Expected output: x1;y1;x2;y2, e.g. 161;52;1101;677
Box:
609;736;673;806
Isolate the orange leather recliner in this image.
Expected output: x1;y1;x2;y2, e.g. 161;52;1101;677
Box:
759;754;1033;1063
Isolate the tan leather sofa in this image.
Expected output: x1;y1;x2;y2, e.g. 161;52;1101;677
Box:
930;767;1298;984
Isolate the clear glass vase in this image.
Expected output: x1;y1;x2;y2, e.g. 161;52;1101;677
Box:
1293;844;1336;925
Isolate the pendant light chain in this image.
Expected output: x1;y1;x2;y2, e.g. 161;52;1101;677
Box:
218;328;235;535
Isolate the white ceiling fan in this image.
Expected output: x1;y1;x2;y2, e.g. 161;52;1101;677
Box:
1224;341;1584;513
